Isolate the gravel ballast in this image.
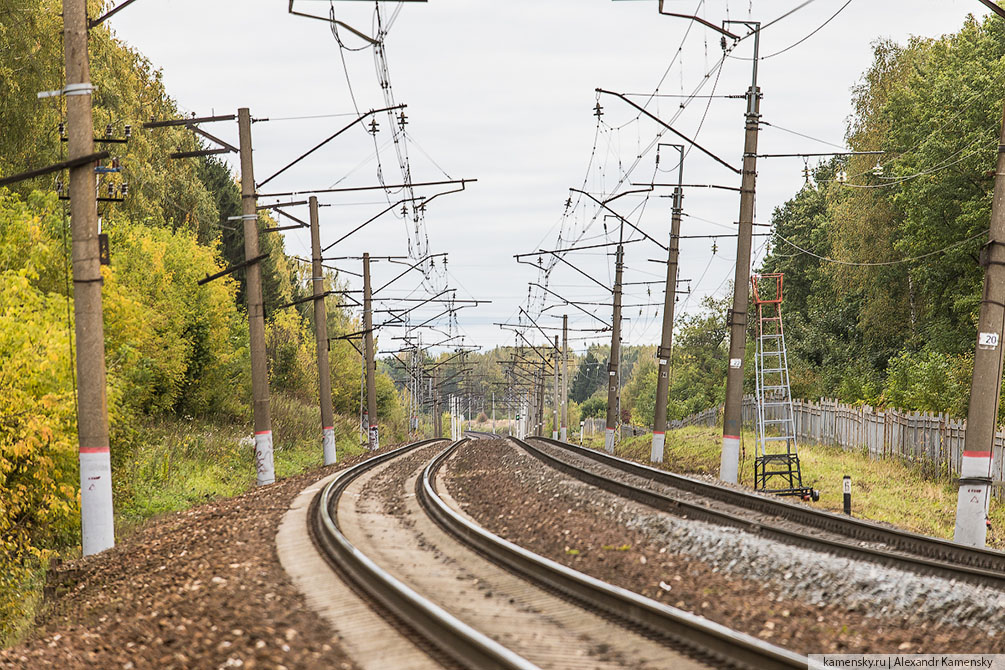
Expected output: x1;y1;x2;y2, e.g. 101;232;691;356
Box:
0;460;372;670
445;438;1005;655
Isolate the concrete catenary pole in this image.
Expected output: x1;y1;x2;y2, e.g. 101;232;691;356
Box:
561;314;569;442
309;197;336;465
605;243;625;453
534;363;542;437
64;0;114;555
954;97;1005;546
552;336;560;438
652;147;685;463
539;360;546;437
720;27;761;484
238;108;275;486
491;390;496;434
433;368;442;439
362;252;379;450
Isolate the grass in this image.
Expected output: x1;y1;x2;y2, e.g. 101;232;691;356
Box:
579;425;1005;549
113;394;368;533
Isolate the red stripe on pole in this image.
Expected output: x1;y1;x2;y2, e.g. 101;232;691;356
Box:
653;431;665;435
255;430;272;436
723;434;741;440
323;426;333;430
79;446;110;454
963;450;993;458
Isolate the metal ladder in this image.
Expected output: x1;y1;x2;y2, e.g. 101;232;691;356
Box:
751;274;815;498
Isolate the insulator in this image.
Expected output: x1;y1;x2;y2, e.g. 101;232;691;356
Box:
58;122;65;138
712;241;718;255
105;124;113;137
398;111;408;130
124;125;132;138
108;182;115;197
111;157;120;169
368;118;379;135
720;36;728;51
55;179;63;195
593;102;603;118
121;182;129;196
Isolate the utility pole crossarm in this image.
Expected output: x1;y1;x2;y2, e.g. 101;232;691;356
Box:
570;188;668;252
531;283;611;328
373;253;447;296
258;178;476;199
256;105;406;189
519;307;561;350
0;150;109;188
595;89;741;174
540;250;613;293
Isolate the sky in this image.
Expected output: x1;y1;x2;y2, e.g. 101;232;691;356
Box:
110;0;994;355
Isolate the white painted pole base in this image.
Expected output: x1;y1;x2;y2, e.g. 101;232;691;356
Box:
604;428;616;454
79;448;115;555
720;435;740;484
368;425;380;451
255;431;275;486
954;449;992;546
322;426;336;466
552;430;559;439
650;431;665;464
954;480;989;547
560;427;567;442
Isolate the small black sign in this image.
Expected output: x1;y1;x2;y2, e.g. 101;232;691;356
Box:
98;233;110;265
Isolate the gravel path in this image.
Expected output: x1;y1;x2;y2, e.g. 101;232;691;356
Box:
0;458;374;670
445;437;1005;655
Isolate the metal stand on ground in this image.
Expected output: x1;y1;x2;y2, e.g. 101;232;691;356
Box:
751;273;818;501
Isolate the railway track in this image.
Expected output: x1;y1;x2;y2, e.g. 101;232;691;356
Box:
308;437;807;670
516;434;1005;589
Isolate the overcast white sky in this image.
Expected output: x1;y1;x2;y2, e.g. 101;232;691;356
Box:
112;0;992;354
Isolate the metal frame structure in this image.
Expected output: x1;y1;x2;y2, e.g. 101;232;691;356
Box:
751;274;817;499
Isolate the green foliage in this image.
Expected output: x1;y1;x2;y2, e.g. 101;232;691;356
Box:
0;270;78;641
571;349;606;403
101;218;248;418
664;296;730;420
0;3;403;643
754;16;1005;416
881;348;972;416
580;394;606;418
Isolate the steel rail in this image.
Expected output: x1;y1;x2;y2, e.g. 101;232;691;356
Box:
423;438;807;670
311;438;539;670
522;436;1005;586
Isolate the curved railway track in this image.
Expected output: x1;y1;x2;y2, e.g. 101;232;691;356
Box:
514;434;1005;589
308;437;807;670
